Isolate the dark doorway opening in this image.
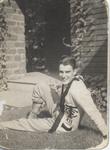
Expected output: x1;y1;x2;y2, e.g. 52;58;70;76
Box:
44;0;71;72
17;0;71;73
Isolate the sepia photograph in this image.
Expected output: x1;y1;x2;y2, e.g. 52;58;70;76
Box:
0;0;109;149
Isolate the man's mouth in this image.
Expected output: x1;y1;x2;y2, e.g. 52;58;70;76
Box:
62;79;67;81
62;79;68;83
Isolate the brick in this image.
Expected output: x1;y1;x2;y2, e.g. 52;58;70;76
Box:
92;8;107;15
7;34;18;41
20;54;25;59
15;42;25;47
81;51;96;57
84;0;105;7
84;7;106;17
82;45;106;49
85;29;107;36
86;17;107;26
12;14;24;21
6;14;15;20
16;22;24;26
15;9;23;14
91;62;107;66
5;7;16;13
20;61;26;67
12;27;24;33
6;48;16;54
8;0;19;9
93;13;107;19
6;14;24;22
81;50;107;57
84;68;107;74
6;55;15;61
95;18;107;25
6;62;19;68
82;55;107;60
83;35;107;42
7;20;17;26
95;30;107;35
16;48;25;53
95;24;107;30
17;35;25;41
15;55;21;61
6;41;15;48
86;18;107;26
82;40;105;47
89;65;107;69
82;48;107;54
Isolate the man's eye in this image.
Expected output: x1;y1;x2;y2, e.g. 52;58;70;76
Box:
66;71;70;73
59;71;63;73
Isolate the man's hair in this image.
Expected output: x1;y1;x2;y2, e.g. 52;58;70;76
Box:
59;55;76;69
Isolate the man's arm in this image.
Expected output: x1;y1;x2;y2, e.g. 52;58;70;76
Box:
70;80;107;137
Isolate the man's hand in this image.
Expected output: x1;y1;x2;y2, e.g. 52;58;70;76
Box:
86;136;108;149
27;111;38;119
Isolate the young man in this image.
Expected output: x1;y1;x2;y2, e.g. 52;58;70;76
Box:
0;56;107;137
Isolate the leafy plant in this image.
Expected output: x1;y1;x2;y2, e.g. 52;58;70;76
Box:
84;75;107;112
63;0;95;67
0;3;8;91
63;0;107;111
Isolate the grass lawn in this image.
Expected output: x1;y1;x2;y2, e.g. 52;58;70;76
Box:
0;105;106;149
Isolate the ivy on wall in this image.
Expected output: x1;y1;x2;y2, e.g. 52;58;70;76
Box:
63;0;95;67
63;0;107;112
84;74;107;112
0;2;8;91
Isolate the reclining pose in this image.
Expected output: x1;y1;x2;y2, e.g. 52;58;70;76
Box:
0;56;107;138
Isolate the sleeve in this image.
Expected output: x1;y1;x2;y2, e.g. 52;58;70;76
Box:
70;80;107;136
49;79;62;96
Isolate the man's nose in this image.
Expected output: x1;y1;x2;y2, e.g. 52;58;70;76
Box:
62;73;66;78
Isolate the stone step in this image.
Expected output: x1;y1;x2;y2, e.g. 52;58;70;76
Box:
0;72;60;107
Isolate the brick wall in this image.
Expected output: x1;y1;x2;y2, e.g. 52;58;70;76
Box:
1;0;107;79
4;0;26;79
70;0;107;76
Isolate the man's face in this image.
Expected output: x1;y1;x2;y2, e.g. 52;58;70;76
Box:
59;64;75;85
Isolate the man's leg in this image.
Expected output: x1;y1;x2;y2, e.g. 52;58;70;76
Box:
28;81;59;118
0;118;55;132
0;81;58;132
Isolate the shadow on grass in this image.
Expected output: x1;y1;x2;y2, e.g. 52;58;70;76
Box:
0;127;103;149
79;124;101;135
0;106;105;149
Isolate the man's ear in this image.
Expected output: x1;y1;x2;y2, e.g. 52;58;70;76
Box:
73;68;78;75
